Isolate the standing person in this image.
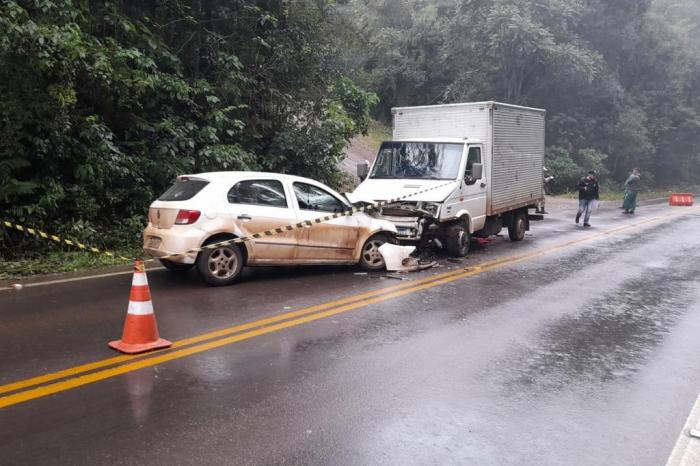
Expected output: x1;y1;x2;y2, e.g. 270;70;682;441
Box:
575;170;599;227
623;168;641;214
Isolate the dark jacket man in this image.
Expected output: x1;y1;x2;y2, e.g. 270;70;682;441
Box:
577;174;599;201
575;170;599;227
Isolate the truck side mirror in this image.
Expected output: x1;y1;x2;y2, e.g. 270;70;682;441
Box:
471;163;483;181
357;163;369;181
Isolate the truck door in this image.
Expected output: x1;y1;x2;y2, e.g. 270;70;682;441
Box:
446;145;487;231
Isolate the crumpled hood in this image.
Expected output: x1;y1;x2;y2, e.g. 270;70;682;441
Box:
349;179;459;203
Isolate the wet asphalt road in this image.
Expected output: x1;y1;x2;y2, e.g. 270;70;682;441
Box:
1;201;700;465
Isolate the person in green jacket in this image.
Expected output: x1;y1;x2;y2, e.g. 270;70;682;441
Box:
623;168;641;214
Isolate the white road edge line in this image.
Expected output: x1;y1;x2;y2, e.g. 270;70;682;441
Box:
666;391;700;466
0;267;165;291
0;203;691;292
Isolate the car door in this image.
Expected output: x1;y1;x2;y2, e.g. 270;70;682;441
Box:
291;181;359;262
445;145;487;231
227;178;299;263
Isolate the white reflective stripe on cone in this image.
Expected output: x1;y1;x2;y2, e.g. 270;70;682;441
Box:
127;300;154;315
131;272;148;286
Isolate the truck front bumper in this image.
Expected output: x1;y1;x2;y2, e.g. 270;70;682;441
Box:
374;215;423;241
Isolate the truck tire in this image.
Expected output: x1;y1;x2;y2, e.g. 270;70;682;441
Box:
196;240;244;286
446;223;470;257
508;211;527;242
159;258;194;273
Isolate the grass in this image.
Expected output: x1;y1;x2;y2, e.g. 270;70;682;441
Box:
0;247;142;280
365;120;392;148
553;187;698;202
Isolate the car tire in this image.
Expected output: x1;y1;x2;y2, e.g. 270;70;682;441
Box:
360;233;391;271
446;222;470;257
508;211;527;242
196;242;244;286
159;259;194;273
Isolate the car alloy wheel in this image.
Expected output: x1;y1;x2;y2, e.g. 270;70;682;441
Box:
208;246;239;278
360;234;390;270
197;243;244;286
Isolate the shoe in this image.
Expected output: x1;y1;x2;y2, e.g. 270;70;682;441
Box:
629;211;634;215
583;223;591;227
575;213;581;224
624;210;629;214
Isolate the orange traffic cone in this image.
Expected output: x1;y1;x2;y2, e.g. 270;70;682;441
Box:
109;259;172;354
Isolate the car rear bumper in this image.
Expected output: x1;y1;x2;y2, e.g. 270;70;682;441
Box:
142;224;205;264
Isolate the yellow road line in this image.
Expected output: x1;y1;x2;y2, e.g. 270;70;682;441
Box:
0;259;478;395
0;211;684;408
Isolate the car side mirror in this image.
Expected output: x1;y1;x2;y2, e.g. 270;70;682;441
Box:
357;163;369;181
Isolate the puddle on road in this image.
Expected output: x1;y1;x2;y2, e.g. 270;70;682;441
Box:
494;248;700;395
283;218;694;364
446;217;687;325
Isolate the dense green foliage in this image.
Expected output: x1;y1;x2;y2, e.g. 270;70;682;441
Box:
0;0;376;251
341;0;700;191
1;0;699;258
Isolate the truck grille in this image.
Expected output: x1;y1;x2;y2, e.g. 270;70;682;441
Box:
380;205;418;217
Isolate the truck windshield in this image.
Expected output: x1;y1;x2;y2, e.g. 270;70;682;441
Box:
370;142;463;180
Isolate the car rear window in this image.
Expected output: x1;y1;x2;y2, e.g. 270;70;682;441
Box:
158;178;209;201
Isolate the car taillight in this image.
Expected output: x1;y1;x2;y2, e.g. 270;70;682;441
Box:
174;209;201;225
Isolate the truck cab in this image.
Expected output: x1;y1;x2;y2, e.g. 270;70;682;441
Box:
351;138;486;256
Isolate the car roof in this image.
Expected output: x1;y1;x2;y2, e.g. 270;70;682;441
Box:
179;171;326;186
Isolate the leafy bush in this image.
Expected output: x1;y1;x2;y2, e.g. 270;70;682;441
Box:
0;0;376;258
545;146;609;194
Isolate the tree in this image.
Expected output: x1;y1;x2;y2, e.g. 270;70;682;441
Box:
0;0;376;252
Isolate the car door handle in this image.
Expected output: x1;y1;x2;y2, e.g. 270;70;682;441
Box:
237;214;252;220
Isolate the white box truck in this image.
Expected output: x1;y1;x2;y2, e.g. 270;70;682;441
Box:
350;101;546;257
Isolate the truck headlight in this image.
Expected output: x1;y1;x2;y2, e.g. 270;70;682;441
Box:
421;202;440;216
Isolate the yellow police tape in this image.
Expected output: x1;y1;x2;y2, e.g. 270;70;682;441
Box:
2;180;458;264
2;220;132;261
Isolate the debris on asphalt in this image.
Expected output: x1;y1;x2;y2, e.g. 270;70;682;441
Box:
11;283;23;290
447;258;463;263
384;273;410;280
378;243;416;272
353;272;368;276
399;257;438;272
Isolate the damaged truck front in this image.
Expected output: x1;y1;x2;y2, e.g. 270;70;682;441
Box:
350;101;546;257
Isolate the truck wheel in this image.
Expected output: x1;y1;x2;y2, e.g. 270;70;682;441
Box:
159;259;194;273
446;223;470;257
360;233;391;271
508;211;527;242
196;242;244;286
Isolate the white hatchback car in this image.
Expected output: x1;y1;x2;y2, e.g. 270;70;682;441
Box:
143;172;397;285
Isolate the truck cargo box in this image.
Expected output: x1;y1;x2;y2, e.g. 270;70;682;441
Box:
392;101;545;215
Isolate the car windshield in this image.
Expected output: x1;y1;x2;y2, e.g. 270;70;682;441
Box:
370;142;464;180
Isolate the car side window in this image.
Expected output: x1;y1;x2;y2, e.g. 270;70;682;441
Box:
293;182;345;213
465;147;482;178
227;180;288;208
